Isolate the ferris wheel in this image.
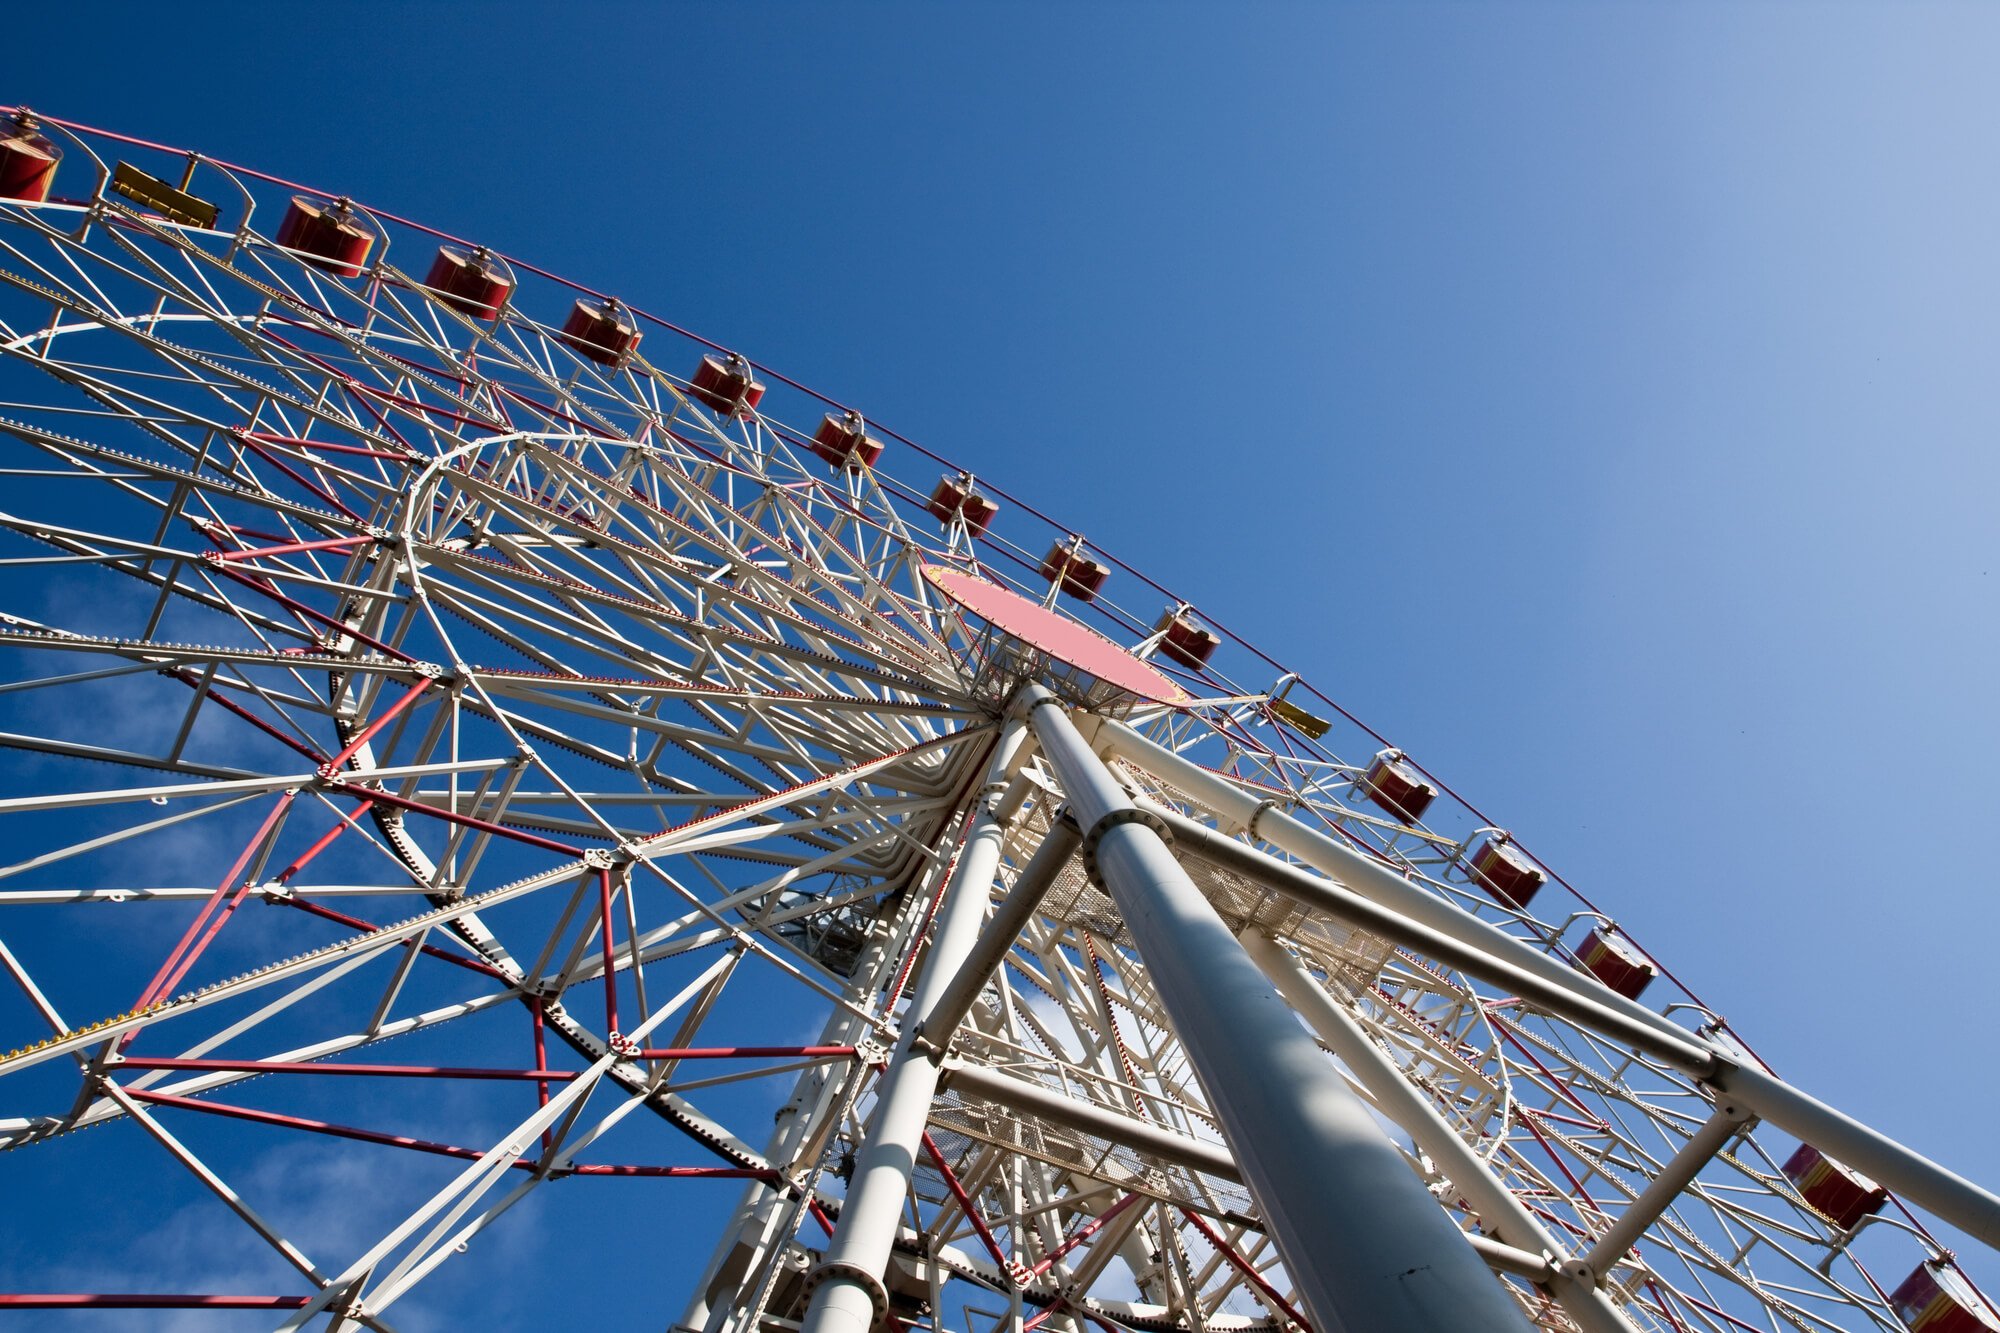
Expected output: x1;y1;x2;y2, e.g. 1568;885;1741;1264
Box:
0;106;1994;1333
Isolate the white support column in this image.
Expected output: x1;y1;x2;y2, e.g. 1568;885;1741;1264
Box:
942;1060;1241;1180
1711;1064;2000;1250
1098;719;1704;1058
1103;719;2000;1253
1023;689;1535;1333
915;814;1082;1052
679;929;905;1333
1238;929;1645;1333
1159;807;1713;1067
801;721;1028;1333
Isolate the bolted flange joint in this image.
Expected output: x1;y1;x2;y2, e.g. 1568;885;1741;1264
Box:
1244;798;1285;842
1012;690;1068;720
1080;807;1172;887
801;1259;891;1331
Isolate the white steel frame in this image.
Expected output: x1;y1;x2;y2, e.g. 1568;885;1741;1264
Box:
0;109;1992;1333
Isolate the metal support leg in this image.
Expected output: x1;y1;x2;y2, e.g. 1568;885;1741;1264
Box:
801;721;1028;1333
1576;1098;1754;1284
1105;720;2000;1252
1712;1064;2000;1250
915;814;1082;1051
678;931;904;1333
1238;929;1644;1333
1101;729;1708;1062
1023;689;1535;1333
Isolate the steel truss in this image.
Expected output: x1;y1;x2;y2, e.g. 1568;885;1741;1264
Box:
0;109;1992;1333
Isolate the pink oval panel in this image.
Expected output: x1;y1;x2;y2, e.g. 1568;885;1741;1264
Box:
922;564;1191;705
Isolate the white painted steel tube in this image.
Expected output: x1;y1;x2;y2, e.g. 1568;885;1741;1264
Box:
1240;930;1643;1333
680;928;906;1333
1714;1064;2000;1251
1464;1235;1557;1283
1104;720;2000;1257
941;1060;1242;1182
915;816;1083;1051
802;723;1025;1333
1163;810;1713;1070
1098;718;1706;1061
1579;1098;1751;1281
1025;690;1535;1333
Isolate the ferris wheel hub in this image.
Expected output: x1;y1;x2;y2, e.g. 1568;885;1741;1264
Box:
921;562;1189;709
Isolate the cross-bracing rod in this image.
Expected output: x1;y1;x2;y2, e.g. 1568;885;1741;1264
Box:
801;718;1032;1333
1022;687;1536;1333
1575;1096;1753;1285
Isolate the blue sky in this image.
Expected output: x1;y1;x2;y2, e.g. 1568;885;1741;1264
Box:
5;0;1999;1321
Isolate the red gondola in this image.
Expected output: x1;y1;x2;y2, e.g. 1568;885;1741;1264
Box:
1362;750;1436;823
424;245;513;322
811;411;883;469
690;353;765;418
927;473;998;534
1889;1261;2000;1333
1578;928;1656;1000
1040;544;1110;602
1468;835;1544;909
275;196;377;278
561;297;642;368
1154;609;1220;671
0;113;60;203
1781;1144;1886;1231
